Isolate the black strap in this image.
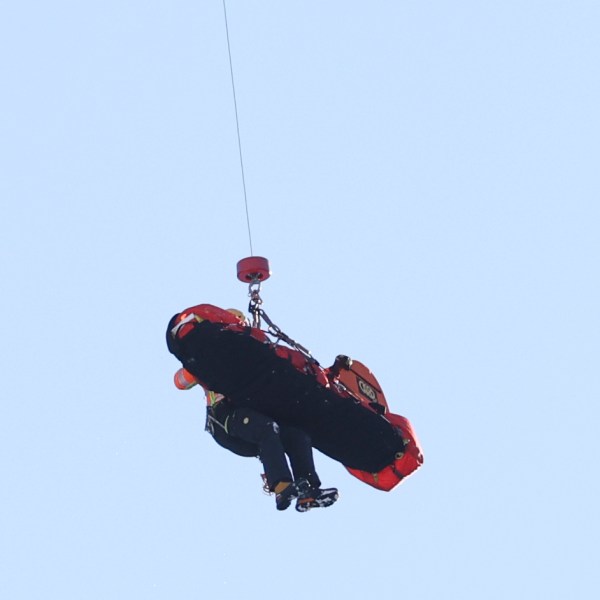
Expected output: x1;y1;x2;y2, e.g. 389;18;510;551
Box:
256;307;319;366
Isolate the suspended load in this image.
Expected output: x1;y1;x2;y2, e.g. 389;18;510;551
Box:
167;258;423;493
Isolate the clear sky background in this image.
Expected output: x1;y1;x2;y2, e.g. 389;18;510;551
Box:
1;1;599;599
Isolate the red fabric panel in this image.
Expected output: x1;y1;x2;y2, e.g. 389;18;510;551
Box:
346;413;424;491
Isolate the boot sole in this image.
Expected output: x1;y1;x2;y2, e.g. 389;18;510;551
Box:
296;490;339;513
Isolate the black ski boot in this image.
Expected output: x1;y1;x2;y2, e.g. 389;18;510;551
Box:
275;478;310;511
295;486;339;513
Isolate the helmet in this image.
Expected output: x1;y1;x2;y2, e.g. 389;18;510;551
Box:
226;308;248;325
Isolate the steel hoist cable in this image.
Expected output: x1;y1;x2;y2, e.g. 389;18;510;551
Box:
222;0;253;256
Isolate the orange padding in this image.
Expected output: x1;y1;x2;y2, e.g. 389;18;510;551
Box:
174;304;245;339
174;368;198;390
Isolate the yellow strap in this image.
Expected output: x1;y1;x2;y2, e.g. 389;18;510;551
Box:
205;390;225;407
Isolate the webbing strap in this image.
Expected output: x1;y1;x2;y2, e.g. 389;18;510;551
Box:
258;308;318;365
170;313;203;338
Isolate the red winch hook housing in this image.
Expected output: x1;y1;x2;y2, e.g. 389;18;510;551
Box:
236;256;271;283
237;256;271;327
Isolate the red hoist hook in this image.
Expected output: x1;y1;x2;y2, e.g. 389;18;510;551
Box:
236;256;271;328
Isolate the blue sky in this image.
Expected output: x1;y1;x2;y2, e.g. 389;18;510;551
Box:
1;1;599;598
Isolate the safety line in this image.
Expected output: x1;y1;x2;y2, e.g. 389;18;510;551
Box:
222;0;253;255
